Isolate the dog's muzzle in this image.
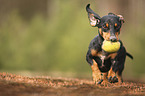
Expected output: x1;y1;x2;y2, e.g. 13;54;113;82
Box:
110;36;117;42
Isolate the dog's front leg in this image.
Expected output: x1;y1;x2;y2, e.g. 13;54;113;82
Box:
108;67;118;83
91;60;102;84
116;71;123;84
86;49;103;84
102;72;110;85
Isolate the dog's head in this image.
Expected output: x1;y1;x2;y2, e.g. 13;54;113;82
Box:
86;4;124;42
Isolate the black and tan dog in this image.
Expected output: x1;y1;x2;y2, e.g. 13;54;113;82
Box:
86;4;133;84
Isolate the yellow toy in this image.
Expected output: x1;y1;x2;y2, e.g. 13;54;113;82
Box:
102;40;121;53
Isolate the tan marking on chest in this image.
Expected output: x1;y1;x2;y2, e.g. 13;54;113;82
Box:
91;48;117;59
108;53;117;59
96;51;117;60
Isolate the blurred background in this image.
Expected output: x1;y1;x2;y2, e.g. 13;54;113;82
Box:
0;0;145;80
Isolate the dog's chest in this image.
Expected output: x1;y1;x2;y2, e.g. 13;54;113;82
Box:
97;51;117;60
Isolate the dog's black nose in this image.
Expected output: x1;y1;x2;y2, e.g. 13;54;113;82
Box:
110;36;117;42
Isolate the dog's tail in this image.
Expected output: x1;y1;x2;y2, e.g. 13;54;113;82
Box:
126;52;133;59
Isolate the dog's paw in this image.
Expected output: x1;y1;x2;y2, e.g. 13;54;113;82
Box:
97;79;103;84
102;79;111;86
108;76;118;83
92;78;103;84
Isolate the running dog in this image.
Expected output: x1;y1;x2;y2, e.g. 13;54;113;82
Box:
86;4;133;84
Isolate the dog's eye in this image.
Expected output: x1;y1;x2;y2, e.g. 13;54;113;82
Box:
114;23;120;30
103;24;109;29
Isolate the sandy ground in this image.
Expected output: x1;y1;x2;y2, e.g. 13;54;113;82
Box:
0;72;145;96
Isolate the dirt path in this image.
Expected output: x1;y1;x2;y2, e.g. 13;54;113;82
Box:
0;72;145;96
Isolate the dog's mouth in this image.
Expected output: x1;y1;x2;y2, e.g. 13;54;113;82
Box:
102;40;121;53
100;31;120;42
110;36;117;42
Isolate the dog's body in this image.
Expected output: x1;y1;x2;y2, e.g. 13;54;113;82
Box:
86;4;133;84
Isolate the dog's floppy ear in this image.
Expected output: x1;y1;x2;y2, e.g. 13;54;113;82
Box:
86;4;101;27
117;15;125;24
